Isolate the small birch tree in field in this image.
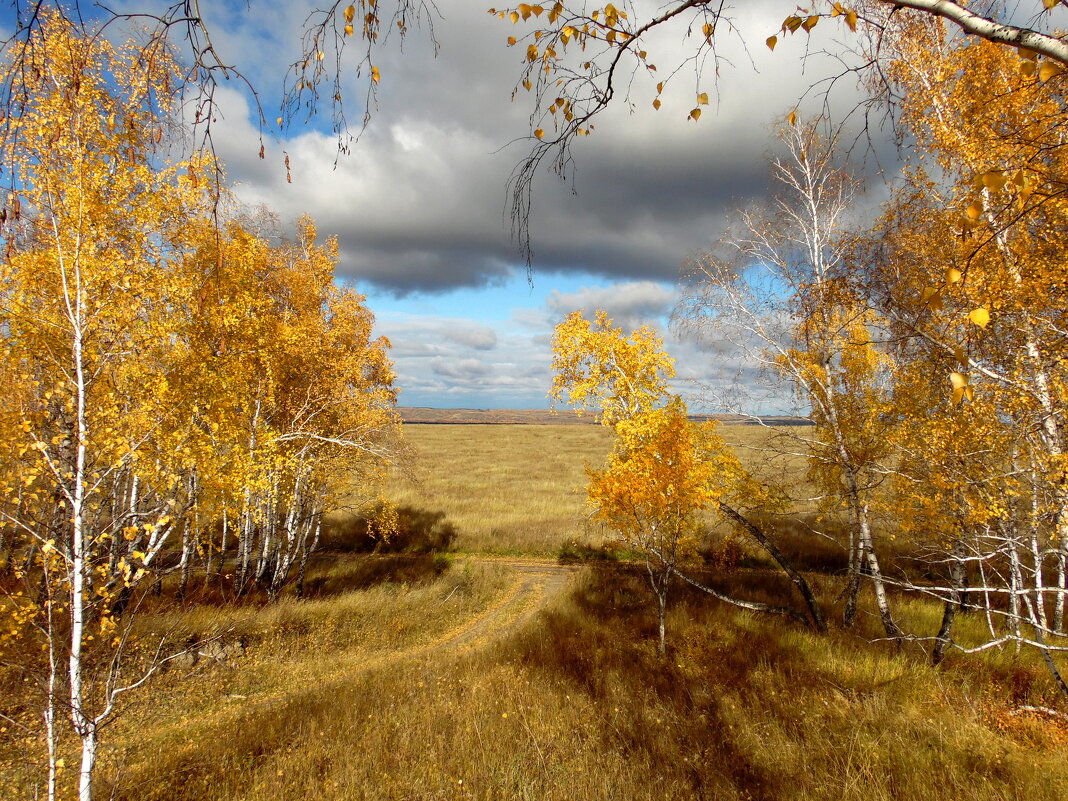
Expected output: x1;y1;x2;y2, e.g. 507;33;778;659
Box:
587;398;718;653
552;311;825;651
551;310;710;652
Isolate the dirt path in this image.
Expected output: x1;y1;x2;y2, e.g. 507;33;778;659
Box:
311;557;580;675
421;558;579;655
142;557;579;745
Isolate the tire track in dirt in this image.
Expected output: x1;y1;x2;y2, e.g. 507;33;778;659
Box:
427;558;579;654
327;558;579;673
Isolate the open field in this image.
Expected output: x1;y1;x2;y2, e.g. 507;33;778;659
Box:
371;423;616;555
3;423;1067;801
363;422;813;556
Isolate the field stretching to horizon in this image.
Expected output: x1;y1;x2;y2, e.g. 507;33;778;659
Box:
367;422;812;556
3;422;1068;801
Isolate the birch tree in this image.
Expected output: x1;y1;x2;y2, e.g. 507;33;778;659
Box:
678;120;899;637
0;15;406;797
856;26;1068;684
552;310;825;649
174;215;402;601
0;13;212;800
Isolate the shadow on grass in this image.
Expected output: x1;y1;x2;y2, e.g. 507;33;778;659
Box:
320;504;458;555
495;563;791;799
556;540;623;564
299;553;452;598
297;505;459;596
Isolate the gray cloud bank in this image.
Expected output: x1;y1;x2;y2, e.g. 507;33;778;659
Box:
112;0;895;410
202;1;873;296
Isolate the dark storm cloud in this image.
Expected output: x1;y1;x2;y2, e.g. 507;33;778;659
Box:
209;1;863;296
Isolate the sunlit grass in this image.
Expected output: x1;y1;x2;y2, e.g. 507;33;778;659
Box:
353;422;816;557
371;423;616;554
4;423;1066;801
66;567;1068;800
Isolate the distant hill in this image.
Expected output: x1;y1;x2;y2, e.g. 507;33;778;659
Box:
395;407;809;426
396;407;594;425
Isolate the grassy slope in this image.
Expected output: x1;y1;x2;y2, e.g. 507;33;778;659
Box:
74;568;1068;800
3;423;1067;800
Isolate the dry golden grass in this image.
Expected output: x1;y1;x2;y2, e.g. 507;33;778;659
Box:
351;422;814;557
0;558;512;800
4;423;1067;801
28;565;1065;801
373;423;616;555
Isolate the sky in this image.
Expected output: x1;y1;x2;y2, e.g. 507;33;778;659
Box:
105;1;904;411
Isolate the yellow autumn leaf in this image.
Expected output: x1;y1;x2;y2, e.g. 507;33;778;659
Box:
689;107;701;121
922;286;944;311
344;5;355;23
652;98;661;110
945;267;962;284
697;92;709;105
968;307;991;328
845;10;857;31
950;373;974;404
787;109;797;126
534;128;544;139
371;66;381;83
1039;61;1062;81
766;35;777;51
982;170;1008;190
